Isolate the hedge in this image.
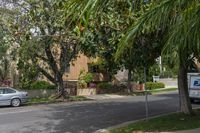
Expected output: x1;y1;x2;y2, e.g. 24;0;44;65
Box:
146;82;165;90
30;81;56;90
96;82;126;94
97;82;113;90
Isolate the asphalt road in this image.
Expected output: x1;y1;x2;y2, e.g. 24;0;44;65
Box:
0;92;199;133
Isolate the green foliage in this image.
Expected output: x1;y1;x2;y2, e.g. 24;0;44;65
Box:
78;70;93;88
29;81;56;90
79;0;139;80
0;57;10;81
115;0;200;75
96;82;125;94
0;20;13;82
84;74;93;83
97;82;113;90
149;64;160;77
8;0;81;97
133;65;159;83
28;97;58;105
18;60;40;90
160;71;173;78
28;96;89;105
77;0;163;83
150;88;178;94
146;82;165;90
109;109;200;133
97;82;113;94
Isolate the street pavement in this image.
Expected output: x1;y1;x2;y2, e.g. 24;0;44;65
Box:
0;91;199;133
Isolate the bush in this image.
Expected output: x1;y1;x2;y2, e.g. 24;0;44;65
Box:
30;81;56;90
97;82;113;89
78;70;93;88
97;82;124;94
160;71;173;78
146;82;165;90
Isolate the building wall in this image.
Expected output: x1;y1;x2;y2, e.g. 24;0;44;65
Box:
37;53;107;83
63;54;89;81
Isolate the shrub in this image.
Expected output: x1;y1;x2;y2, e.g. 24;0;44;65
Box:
146;82;165;90
96;82;114;94
78;70;93;88
97;82;126;94
30;81;56;90
97;82;113;89
160;71;173;78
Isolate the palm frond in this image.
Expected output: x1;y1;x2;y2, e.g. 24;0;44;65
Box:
163;2;200;64
116;0;200;62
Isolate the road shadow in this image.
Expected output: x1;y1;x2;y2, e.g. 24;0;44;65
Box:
0;105;13;108
2;93;200;133
36;95;180;133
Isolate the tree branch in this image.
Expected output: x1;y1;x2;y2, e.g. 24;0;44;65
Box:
36;65;55;84
34;53;49;63
40;27;59;75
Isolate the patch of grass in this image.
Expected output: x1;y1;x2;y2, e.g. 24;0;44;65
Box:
27;97;60;105
115;88;178;96
107;109;200;133
27;96;90;105
150;88;178;94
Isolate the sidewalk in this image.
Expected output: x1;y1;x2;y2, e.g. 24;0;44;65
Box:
86;94;130;100
175;128;200;133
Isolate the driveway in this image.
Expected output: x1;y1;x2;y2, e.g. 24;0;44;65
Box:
0;92;199;133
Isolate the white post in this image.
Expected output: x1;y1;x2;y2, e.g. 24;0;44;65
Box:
159;56;162;74
144;66;149;121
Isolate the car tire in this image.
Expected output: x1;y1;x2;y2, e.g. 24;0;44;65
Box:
190;98;195;103
11;98;21;107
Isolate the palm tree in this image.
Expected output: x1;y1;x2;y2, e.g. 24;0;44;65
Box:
119;0;200;115
64;0;145;22
66;0;200;114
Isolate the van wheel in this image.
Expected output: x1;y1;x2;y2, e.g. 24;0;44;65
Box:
190;98;195;103
11;98;21;107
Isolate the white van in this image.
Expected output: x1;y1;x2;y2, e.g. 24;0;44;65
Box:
188;73;200;102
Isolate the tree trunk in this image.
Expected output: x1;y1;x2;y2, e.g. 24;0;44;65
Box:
127;69;132;93
178;64;193;115
56;73;69;100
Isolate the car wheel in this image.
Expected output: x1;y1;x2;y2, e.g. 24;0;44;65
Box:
11;98;21;107
190;98;195;103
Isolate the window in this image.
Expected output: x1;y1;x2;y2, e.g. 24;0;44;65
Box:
4;88;16;94
88;65;99;73
0;89;4;94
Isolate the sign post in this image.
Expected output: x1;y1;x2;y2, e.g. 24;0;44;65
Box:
144;66;149;121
